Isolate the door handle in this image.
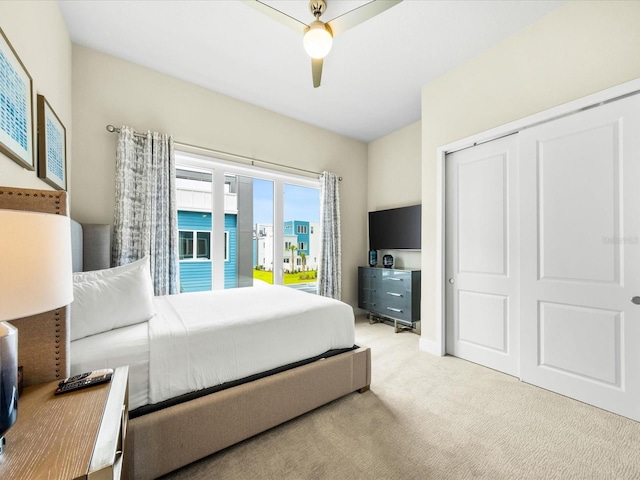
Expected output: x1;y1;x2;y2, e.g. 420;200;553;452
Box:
448;278;455;284
632;296;640;305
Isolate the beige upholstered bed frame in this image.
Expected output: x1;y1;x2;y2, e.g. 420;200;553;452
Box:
0;186;70;387
2;186;371;479
127;346;371;479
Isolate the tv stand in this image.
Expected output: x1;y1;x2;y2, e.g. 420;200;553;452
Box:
358;267;421;333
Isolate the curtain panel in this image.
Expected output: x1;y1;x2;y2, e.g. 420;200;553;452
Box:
318;171;341;299
112;126;178;295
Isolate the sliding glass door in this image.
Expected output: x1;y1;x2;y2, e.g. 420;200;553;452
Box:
176;152;319;293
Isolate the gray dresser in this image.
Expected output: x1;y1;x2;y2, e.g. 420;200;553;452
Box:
358;266;421;331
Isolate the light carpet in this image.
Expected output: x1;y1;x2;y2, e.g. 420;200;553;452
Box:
162;315;640;479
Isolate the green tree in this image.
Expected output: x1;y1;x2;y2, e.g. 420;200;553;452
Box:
287;244;297;273
300;252;307;271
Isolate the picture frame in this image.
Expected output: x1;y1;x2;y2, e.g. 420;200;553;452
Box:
37;94;67;191
0;27;35;170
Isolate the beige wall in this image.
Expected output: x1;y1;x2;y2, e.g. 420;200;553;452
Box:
71;46;368;307
421;1;640;343
0;1;72;190
367;120;421;270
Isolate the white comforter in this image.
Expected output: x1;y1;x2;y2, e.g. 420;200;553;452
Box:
148;285;355;404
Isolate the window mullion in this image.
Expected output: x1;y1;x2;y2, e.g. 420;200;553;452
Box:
273;180;284;285
212;169;225;289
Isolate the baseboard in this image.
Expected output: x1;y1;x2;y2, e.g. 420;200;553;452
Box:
419;336;443;356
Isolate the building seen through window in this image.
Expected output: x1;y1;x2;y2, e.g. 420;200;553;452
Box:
175;160;320;295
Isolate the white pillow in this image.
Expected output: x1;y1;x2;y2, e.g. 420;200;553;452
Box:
71;257;155;341
73;256;149;283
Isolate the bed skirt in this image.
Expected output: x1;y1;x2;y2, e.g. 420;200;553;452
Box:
123;345;371;480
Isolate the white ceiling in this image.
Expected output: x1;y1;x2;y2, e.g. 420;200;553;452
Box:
58;0;566;143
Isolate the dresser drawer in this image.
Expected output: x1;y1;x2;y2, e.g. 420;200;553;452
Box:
374;289;412;322
380;271;412;294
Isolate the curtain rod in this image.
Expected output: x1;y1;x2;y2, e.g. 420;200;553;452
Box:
106;125;342;181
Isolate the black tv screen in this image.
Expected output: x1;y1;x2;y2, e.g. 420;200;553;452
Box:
369;205;421;250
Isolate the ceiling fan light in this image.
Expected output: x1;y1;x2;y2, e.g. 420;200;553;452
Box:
303;21;333;59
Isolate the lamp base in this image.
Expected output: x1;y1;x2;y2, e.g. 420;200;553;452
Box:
0;321;18;455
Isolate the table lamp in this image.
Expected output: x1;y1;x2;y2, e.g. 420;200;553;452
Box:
0;209;73;454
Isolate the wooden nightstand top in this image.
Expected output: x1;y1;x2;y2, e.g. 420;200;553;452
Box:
0;366;128;480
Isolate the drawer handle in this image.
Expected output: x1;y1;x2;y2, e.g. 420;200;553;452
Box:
386;292;403;297
389;277;403;281
387;307;403;313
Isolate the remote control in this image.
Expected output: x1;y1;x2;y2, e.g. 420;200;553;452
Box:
54;369;113;395
58;368;113;387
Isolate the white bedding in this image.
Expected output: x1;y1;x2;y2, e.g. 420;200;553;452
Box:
70;285;355;410
70;321;150;410
149;285;355;404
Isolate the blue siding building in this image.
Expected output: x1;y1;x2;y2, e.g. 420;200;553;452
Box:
178;210;238;292
284;220;310;255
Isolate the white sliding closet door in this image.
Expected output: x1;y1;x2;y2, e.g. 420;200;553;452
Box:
445;135;519;376
519;94;640;420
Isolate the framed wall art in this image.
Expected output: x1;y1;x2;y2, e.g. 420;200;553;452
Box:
37;94;67;191
0;27;35;170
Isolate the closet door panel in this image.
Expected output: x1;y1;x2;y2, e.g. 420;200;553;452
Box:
519;93;640;421
537;123;620;284
445;134;519;376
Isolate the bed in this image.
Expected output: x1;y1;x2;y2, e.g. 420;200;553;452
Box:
69;221;371;480
0;187;370;479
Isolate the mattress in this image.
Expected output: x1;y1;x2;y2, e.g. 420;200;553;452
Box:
149;285;355;404
70;285;355;411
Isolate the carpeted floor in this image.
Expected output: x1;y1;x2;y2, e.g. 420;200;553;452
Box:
162;315;640;479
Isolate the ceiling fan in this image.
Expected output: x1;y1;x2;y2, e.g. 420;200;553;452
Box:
243;0;402;88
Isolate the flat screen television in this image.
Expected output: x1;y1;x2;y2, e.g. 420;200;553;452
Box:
369;204;421;250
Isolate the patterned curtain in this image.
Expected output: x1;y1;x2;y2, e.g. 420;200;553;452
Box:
112;126;178;295
318;171;341;299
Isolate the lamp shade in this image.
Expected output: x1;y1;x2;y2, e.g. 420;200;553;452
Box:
0;210;73;321
303;21;333;59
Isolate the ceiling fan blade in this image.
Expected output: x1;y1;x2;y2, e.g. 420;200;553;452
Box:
327;0;402;37
312;58;323;88
242;0;308;34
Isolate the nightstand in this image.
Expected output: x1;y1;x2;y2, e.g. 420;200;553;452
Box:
0;366;129;479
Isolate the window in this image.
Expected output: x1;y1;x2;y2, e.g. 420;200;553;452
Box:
177;153;319;292
180;230;210;260
197;232;210;259
224;176;237;194
179;231;194;260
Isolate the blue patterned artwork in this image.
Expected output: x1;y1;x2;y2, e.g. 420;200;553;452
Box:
45;117;64;182
0;50;28;150
37;95;66;190
0;27;33;169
